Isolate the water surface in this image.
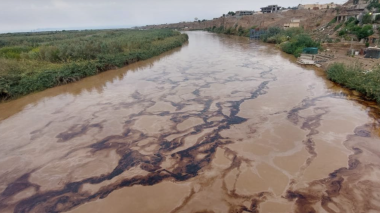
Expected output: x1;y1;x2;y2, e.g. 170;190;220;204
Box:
1;32;380;212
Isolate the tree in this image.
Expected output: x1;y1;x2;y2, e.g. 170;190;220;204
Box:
227;11;236;16
362;13;372;24
355;25;374;40
367;0;380;10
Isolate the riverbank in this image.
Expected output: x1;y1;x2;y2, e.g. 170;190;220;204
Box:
0;29;188;101
205;27;380;105
206;27;320;57
327;62;380;103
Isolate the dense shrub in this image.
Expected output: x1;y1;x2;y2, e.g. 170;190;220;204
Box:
368;0;380;10
336;16;374;41
207;25;319;58
0;46;33;59
327;63;380;103
280;34;320;57
0;29;188;100
339;30;347;36
205;25;252;37
261;27;284;43
260;27;320;57
362;13;373;24
334;23;344;31
355;25;374;40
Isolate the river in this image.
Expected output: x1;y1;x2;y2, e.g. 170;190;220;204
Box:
1;31;380;213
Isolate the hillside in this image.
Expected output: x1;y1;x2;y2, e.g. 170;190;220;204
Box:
142;9;338;32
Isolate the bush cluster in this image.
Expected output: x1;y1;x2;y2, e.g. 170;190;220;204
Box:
367;0;380;11
205;25;255;37
327;63;380;103
0;29;189;100
207;25;320;58
337;17;374;40
261;27;320;57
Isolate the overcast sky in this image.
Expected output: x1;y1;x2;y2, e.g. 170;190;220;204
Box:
0;0;348;33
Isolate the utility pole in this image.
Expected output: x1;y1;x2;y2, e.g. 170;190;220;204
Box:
350;37;353;50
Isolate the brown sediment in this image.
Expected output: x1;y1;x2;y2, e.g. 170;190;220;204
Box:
260;201;293;213
69;181;192;213
0;32;380;213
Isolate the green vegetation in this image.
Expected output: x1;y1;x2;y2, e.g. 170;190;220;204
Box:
204;20;380;104
261;27;320;57
334;23;344;31
337;17;374;40
206;25;320;57
362;13;373;24
327;63;380;103
260;27;284;43
367;0;380;11
327;18;337;27
0;29;188;101
227;11;236;16
205;25;256;37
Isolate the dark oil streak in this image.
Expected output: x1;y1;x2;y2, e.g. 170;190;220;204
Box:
1;66;276;212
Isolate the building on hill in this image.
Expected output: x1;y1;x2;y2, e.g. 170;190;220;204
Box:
260;5;282;13
284;18;301;28
298;3;339;10
343;0;368;10
235;11;254;16
336;0;368;23
366;35;379;46
372;13;380;21
345;0;367;6
336;12;362;22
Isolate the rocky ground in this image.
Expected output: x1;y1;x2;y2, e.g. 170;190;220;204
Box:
319;42;380;70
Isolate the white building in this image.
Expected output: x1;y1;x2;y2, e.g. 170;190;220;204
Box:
372;13;380;21
260;5;282;13
284;18;301;28
298;3;339;10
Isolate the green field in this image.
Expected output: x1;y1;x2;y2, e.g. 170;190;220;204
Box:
0;29;188;101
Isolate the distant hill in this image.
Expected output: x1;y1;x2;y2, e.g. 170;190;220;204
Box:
0;25;137;34
31;25;135;32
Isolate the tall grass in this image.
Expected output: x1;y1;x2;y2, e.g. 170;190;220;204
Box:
0;29;188;101
205;25;255;37
327;63;380;103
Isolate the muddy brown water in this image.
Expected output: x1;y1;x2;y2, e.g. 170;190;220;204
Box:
1;31;380;213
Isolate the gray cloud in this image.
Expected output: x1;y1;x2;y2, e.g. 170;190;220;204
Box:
0;0;347;33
